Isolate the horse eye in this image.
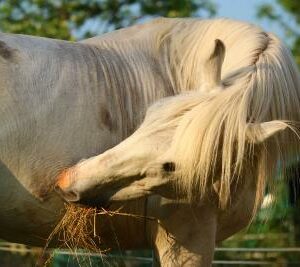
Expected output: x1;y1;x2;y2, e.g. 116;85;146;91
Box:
162;162;176;172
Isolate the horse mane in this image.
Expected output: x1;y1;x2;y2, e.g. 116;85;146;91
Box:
154;18;300;210
86;18;300;211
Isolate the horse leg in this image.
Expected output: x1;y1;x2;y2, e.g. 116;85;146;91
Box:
149;198;217;266
153;229;215;266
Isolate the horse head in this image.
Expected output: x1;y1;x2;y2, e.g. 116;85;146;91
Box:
55;100;290;205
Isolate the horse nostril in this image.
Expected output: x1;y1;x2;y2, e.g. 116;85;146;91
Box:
55;185;81;202
162;162;176;172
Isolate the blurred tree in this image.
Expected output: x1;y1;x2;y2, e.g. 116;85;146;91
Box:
0;0;216;40
257;0;300;65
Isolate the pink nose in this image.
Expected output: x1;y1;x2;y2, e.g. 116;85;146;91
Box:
56;169;72;190
55;168;80;202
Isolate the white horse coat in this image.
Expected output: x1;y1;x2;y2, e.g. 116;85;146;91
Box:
1;18;300;266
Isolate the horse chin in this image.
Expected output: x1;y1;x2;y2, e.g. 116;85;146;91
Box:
55;180;108;205
55;184;113;208
72;196;112;209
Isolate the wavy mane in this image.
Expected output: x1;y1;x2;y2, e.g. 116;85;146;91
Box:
81;18;300;211
154;19;300;209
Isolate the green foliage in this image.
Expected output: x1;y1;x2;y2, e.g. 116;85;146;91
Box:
215;180;300;263
0;0;216;40
257;0;300;66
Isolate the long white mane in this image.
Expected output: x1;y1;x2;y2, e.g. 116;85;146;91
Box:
79;18;300;210
151;18;300;209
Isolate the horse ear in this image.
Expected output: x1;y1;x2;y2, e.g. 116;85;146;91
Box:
203;39;225;88
246;120;288;143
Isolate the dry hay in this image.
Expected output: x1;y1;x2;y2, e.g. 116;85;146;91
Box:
42;204;107;266
48;204;103;252
41;204;159;266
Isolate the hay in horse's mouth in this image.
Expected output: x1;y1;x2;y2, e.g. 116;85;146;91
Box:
42;203;160;267
46;204;105;253
46;204;158;253
41;204;116;266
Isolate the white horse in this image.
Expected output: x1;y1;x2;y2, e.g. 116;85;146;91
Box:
1;18;300;266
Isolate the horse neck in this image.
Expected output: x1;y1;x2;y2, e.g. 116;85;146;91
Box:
86;39;177;139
